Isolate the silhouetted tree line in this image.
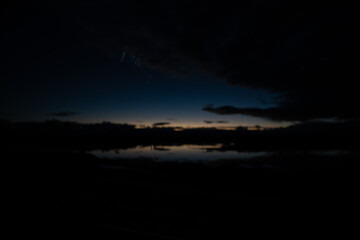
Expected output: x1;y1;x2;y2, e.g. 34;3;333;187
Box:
1;119;360;151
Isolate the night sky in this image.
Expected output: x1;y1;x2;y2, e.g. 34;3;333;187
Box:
1;1;359;128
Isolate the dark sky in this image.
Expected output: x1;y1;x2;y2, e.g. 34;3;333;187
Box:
1;1;359;128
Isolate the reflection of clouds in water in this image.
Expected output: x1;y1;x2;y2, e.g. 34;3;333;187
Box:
88;144;269;162
187;144;223;150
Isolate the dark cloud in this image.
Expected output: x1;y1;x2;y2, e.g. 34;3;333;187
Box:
3;1;360;121
48;111;79;117
203;106;297;122
203;92;360;122
217;121;228;124
83;1;359;121
152;122;171;127
204;120;229;124
130;1;360;121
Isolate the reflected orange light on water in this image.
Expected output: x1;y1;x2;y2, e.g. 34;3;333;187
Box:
135;125;265;131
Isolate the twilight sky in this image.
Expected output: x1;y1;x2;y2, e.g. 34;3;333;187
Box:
1;1;359;128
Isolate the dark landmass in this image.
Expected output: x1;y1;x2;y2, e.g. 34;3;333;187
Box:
1;121;360;238
1;119;360;152
2;151;359;238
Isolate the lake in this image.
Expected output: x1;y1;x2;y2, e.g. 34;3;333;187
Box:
87;144;270;162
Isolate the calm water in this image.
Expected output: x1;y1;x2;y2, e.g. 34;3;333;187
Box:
88;144;269;162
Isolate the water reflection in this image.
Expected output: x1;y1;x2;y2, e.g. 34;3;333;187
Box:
88;144;269;162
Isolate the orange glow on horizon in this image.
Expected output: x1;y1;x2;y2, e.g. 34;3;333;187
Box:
134;124;271;131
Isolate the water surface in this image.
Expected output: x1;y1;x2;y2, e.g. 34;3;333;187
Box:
88;144;269;162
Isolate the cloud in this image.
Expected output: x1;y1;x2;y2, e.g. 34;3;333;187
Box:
152;122;171;127
4;1;359;122
128;2;357;121
48;111;79;117
104;1;359;122
203;91;360;122
217;121;228;124
204;120;229;124
203;106;299;122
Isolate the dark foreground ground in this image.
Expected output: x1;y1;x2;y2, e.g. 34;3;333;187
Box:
2;151;360;238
